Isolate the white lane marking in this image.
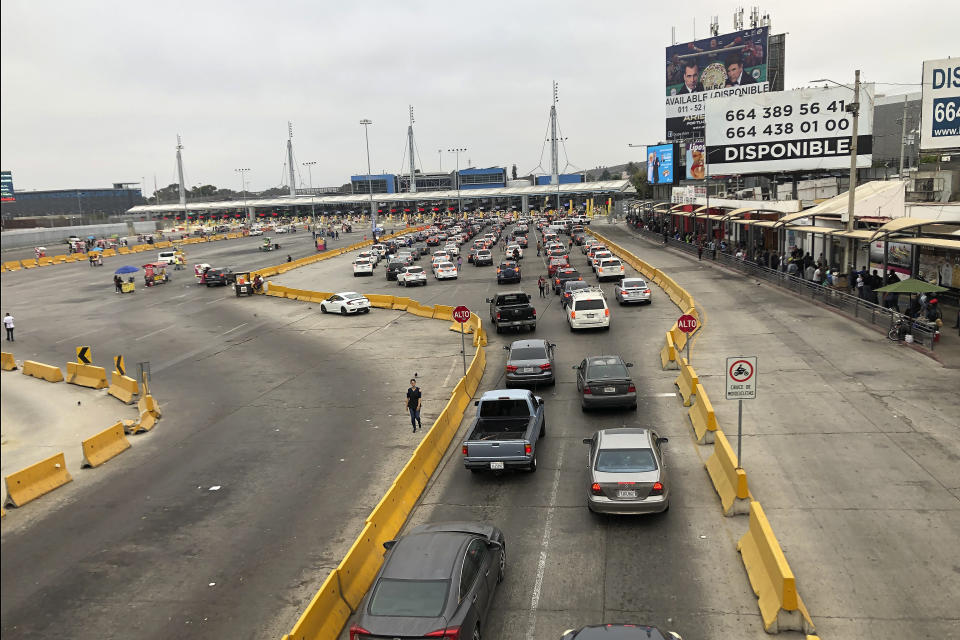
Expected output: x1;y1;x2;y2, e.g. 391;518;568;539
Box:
134;324;175;341
222;322;247;335
526;444;565;640
205;295;230;305
170;293;188;300
441;358;459;387
53;329;102;345
651;392;677;397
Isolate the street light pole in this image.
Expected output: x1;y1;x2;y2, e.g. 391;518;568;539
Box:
360;119;376;239
438;149;442;171
844;70;861;275
303;161;317;229
448;148;466;218
235;168;250;223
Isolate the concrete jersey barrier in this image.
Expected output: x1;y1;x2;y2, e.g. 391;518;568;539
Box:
22;360;64;383
81;422;132;468
704;430;752;516
4;452;73;508
66;362;109;389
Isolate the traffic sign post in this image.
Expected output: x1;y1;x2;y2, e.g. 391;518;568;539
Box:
725;356;758;469
453;305;471;376
677;314;697;363
76;346;92;365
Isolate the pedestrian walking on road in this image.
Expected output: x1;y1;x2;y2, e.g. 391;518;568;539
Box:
697;243;703;260
3;312;14;342
406;378;423;433
114;274;122;293
537;276;546;298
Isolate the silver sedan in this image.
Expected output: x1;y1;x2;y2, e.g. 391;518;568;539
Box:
615;278;652;305
582;428;670;515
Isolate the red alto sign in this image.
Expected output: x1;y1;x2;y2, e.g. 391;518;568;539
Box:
453;305;471;323
677;314;698;334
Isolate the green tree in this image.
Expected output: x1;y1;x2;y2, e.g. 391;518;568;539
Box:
626;161;637;174
600;168;612;180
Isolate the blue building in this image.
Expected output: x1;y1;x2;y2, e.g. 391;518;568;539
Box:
458;167;506;190
535;173;586;186
351;174;397;194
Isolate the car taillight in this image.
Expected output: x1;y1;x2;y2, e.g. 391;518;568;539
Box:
539;363;551;370
570;311;576;319
506;365;518;372
531;308;536;317
591;482;603;495
604;308;610;317
349;624;371;640
628;384;636;392
583;387;592;394
425;627;461;639
496;312;501;320
651;482;664;496
524;444;532;455
462;445;468;455
644;289;651;294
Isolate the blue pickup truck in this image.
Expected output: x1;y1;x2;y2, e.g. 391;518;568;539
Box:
462;389;546;473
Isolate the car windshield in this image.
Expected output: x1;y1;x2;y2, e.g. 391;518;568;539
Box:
498;294;529;305
587;359;629;378
574;299;605;311
439;262;454;269
344;293;363;300
479;399;532;417
621;279;646;289
595;448;657;473
368;578;449;617
566;282;589;293
355;260;370;265
600;260;621;268
477;251;490;256
511;347;547;360
406;267;423;274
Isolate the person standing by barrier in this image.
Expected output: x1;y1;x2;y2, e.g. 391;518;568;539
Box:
406;379;422;433
3;312;14;342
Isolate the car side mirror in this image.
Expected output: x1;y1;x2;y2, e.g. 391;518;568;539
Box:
659;437;669;444
571;365;578;370
486;540;503;550
485;298;493;303
626;363;634;368
382;539;397;550
582;438;592;445
474;400;480;406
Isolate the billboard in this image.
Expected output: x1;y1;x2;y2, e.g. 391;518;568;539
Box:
704;84;874;174
0;171;13;202
920;58;960;151
665;26;770;142
646;144;676;184
685;141;706;180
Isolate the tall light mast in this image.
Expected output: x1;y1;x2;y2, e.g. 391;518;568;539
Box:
176;135;186;207
550;81;560;186
287;121;297;197
407;106;418;193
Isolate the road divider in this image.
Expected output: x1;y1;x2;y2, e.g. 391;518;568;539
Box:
108;371;140;404
3;452;73;508
66;362;109;389
1;351;16;370
705;430;751;516
283;314;487;640
22;360;64;382
738;501;816;634
687;382;719;444
659;331;677;369
674;357;698;406
81;422;132;468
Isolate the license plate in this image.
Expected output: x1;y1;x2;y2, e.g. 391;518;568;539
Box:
522;367;536;373
617;490;637;499
604;386;616;393
490;461;505;470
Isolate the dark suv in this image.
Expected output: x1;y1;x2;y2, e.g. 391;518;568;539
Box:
497;260;521;284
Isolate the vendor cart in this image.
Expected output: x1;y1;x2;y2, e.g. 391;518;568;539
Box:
142;262;170;286
194;263;212;282
121;280;136;293
234;272;255;296
258;237;277;252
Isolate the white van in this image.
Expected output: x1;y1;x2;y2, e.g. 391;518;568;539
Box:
568;289;610;331
157;250;177;265
549;222;570;234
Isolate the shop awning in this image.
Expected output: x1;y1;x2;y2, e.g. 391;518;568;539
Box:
867;217;945;241
832;229;877;240
890;237;960;250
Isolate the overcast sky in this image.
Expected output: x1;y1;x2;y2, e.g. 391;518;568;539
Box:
1;0;956;193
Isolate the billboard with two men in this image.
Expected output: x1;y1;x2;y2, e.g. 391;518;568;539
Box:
665;26;770;142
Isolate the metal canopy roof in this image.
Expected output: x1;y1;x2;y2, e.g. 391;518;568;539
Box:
892;237;960;250
126;180;635;215
867;217;944;240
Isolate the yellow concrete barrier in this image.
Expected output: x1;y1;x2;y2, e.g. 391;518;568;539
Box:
687;383;718;444
1;351;16;371
108;371;139;404
705;430;752;516
102;249;116;257
433;304;454;321
337;521;388;609
283;569;351;640
22;360;64;382
669;323;688;352
738;501;816;634
3;261;22;271
391;296;414;312
37;257;54;266
3;452;73;508
52;254;68;263
81;422;132;468
673;357;698;406
659;332;677;370
118;247;131;255
130;410;156;433
66;362;109;389
21;258;38;268
365;294;395;309
138;394;162;418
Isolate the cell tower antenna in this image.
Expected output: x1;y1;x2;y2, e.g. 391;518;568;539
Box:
407;106;417;193
749;6;759;28
710;16;719;36
175;134;186;207
286;121;296;196
733;7;744;31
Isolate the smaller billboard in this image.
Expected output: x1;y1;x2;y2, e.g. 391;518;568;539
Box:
920;58;960;151
0;171;14;202
685;142;706;180
647;144;676;184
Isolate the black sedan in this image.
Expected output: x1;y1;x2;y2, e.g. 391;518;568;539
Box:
350;522;505;640
497;260;522;284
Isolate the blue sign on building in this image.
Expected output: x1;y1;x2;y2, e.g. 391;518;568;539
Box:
351;174;397;194
458;168;506;189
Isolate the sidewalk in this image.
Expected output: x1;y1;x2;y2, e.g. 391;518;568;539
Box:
594;222;960;640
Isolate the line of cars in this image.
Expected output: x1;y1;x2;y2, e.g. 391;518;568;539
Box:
349;214;681;640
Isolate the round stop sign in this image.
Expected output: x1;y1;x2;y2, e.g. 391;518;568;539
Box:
453;305;471;323
677;313;698;334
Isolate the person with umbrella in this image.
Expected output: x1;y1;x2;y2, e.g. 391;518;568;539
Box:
114;265;139;293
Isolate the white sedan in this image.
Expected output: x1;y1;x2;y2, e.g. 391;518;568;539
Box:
444;244;460;257
506;244;523;259
398;265;428;286
435;261;458;280
320;292;371;315
353;258;374;276
358;250;379;266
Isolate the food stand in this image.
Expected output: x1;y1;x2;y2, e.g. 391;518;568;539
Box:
142;263;170;286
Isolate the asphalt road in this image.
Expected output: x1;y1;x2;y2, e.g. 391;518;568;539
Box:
271;228;770;640
0;228;466;639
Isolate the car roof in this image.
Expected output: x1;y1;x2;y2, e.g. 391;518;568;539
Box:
509;339;549;350
479;388;532;401
570;289;605;299
596;428;653;449
383;531;470;580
